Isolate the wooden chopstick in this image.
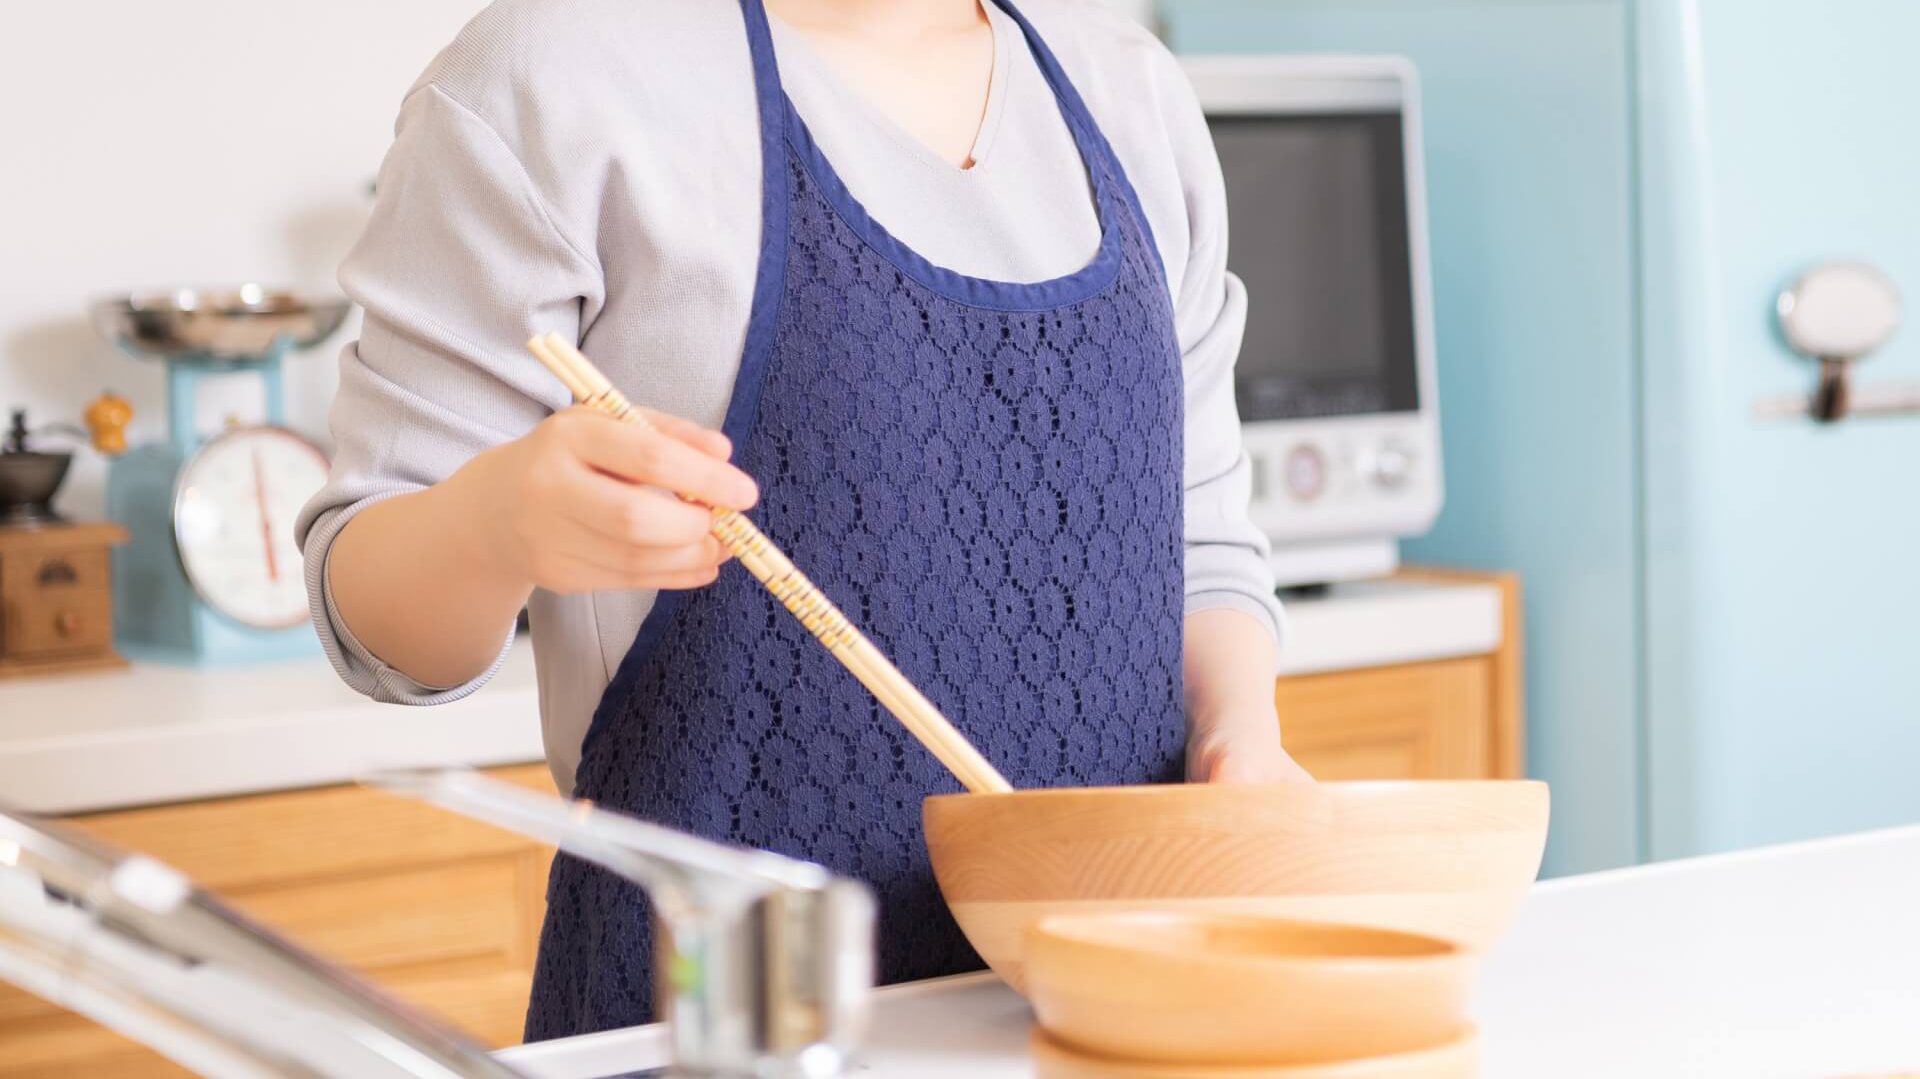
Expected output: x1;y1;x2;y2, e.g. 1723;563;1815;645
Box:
532;333;1006;795
531;334;1007;794
527;334;1013;795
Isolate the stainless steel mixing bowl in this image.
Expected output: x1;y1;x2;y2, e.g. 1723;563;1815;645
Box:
90;286;353;362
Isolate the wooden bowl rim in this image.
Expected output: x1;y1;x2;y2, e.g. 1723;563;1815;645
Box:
1031;911;1467;971
926;778;1549;808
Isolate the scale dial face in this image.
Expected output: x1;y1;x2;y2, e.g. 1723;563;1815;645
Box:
173;426;330;630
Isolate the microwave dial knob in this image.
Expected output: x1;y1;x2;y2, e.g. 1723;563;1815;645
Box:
1370;440;1416;490
1282;444;1329;502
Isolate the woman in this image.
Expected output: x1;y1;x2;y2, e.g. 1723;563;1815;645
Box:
300;0;1306;1040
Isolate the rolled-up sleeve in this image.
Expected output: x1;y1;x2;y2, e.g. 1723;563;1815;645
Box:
1165;65;1287;659
296;82;602;703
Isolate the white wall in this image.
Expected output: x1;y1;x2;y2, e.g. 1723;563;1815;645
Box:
0;0;1155;519
0;0;484;518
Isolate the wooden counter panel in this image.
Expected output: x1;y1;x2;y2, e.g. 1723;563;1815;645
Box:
230;856;528;974
0;763;557;1074
67;764;556;892
1;1015;194;1079
1275;569;1525;782
1278;657;1492;780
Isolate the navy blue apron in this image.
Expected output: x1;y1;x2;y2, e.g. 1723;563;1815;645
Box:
525;0;1187;1040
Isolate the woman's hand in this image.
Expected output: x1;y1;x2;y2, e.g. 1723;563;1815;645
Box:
326;405;755;691
445;405;758;595
1183;608;1314;785
1187;706;1314;784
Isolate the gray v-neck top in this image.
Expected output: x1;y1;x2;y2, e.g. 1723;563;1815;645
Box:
297;0;1285;795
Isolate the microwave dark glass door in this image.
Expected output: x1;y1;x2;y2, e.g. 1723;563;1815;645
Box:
1212;111;1420;421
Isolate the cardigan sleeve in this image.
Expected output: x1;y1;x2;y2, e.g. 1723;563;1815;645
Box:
295;83;602;704
1158;46;1289;657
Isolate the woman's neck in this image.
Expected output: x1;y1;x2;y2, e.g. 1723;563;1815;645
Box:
767;0;987;39
765;0;996;169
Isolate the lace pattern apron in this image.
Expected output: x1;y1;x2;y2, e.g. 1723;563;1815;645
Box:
525;0;1188;1039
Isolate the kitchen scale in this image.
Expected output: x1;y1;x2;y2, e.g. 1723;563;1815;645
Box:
90;287;346;665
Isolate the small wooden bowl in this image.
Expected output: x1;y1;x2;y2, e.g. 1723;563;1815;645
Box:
923;780;1549;990
1026;913;1472;1066
1031;1026;1481;1079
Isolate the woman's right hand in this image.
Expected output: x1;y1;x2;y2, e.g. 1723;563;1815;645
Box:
444;406;759;595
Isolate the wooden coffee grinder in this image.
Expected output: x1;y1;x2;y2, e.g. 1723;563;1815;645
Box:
0;402;132;678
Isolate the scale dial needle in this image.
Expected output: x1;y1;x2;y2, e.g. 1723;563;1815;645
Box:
252;446;280;583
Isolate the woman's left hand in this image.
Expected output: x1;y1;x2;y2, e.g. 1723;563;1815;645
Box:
1183;609;1314;785
1187;707;1314;784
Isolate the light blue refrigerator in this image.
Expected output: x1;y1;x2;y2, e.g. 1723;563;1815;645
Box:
1162;0;1920;875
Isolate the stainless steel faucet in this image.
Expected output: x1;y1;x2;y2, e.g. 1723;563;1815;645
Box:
0;773;874;1079
370;769;875;1079
0;805;524;1078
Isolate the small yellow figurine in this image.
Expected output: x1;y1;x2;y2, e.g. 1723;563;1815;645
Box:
84;392;133;456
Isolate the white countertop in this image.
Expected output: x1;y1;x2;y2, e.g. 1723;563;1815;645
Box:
0;638;544;814
0;578;1499;815
1276;576;1502;677
501;825;1920;1079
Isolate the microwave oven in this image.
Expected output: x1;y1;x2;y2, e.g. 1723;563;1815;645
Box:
1183;56;1443;588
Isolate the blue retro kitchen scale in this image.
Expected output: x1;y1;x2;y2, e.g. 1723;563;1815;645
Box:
89;287;347;665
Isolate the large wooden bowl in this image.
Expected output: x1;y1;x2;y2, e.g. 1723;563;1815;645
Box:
923;781;1549;991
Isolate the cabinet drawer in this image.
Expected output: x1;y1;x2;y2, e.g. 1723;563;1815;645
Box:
1277;658;1493;780
383;968;538;1049
0;547;110;595
0;765;560;1073
229;856;531;974
3;585;112;658
0;968;537;1075
0;1014;194;1079
0;853;545;1012
71;764;557;891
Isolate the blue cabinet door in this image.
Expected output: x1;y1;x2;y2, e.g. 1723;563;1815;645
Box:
1163;0;1643;876
1638;0;1920;859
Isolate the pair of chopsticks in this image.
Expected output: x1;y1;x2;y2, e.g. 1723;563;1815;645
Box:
526;333;1013;795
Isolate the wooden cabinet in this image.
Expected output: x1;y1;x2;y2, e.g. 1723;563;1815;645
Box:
1278;570;1525;781
1279;658;1489;779
0;764;557;1078
0;522;127;678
